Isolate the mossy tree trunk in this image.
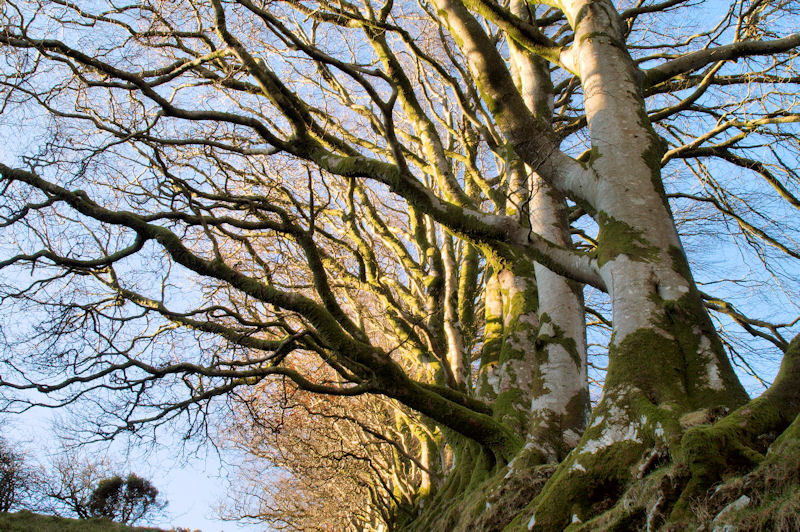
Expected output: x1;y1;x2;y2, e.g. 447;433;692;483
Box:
508;3;591;460
418;0;759;527
512;1;751;528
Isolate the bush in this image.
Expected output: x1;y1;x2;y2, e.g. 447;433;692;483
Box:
88;473;166;525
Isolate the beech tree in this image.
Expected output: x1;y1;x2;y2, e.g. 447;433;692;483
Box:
221;386;427;529
1;0;799;529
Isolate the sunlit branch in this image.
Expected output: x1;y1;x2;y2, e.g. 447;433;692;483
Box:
643;33;800;89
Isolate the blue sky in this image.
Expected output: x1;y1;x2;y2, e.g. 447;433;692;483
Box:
5;405;267;532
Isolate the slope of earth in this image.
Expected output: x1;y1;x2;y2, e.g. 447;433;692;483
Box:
0;511;174;532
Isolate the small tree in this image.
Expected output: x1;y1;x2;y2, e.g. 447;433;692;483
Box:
0;437;34;513
39;452;114;519
88;474;166;525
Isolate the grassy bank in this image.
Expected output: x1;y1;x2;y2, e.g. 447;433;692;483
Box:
0;511;169;532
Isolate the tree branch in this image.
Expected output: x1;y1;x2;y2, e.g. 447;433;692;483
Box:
643;33;800;89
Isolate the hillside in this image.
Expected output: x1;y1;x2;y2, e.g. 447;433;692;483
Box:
0;511;173;532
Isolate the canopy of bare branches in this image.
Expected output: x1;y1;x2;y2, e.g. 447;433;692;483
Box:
1;0;798;529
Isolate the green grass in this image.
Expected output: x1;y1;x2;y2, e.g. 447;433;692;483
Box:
0;510;169;532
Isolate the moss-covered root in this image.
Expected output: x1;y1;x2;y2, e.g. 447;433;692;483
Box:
693;412;800;531
503;386;683;531
766;407;800;465
673;334;800;518
404;461;556;532
746;411;800;527
400;436;555;532
509;444;644;531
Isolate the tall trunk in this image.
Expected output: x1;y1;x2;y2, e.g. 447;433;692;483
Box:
443;234;469;388
476;252;542;436
523;1;750;527
418;216;459;388
477;262;503;402
528;188;590;459
474;155;541;435
457;241;480;349
476;156;541;435
564;0;747;411
494;254;540;433
509;0;591;459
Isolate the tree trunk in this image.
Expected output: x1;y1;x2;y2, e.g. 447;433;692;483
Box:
508;5;591;459
512;1;752;527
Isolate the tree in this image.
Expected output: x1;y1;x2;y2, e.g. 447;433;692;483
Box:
38;452;115;520
0;437;35;513
221;381;432;529
0;0;798;529
36;450;165;525
88;474;166;525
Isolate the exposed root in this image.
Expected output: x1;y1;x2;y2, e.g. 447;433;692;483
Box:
673;335;800;517
401;460;556;532
395;337;800;532
693;413;800;532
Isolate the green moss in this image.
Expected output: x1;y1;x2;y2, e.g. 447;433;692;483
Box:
481;339;502;367
629;394;683;450
506;293;537;329
402;454;555;532
594;211;659;267
567;464;680;532
494;386;529;431
606;329;690;408
537;317;582;368
624;85;673;212
676;421;764;517
514;309;753;529
510;378;685;530
400;337;800;532
684;413;800;531
579;31;612;45
480;259;542;431
728;485;800;531
640;136;671;212
577;145;603;170
602;507;647;531
667;245;694;283
563;392;591;434
605;291;747;412
511;439;645;531
673;335;800;517
480;268;504;376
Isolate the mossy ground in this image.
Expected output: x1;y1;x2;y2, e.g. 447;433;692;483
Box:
691;414;800;532
0;511;172;532
401;458;557;532
397;411;800;532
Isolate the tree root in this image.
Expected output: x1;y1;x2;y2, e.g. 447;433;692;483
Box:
399;441;554;532
672;334;800;518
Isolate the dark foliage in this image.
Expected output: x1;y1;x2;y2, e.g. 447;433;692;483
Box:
87;474;165;525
